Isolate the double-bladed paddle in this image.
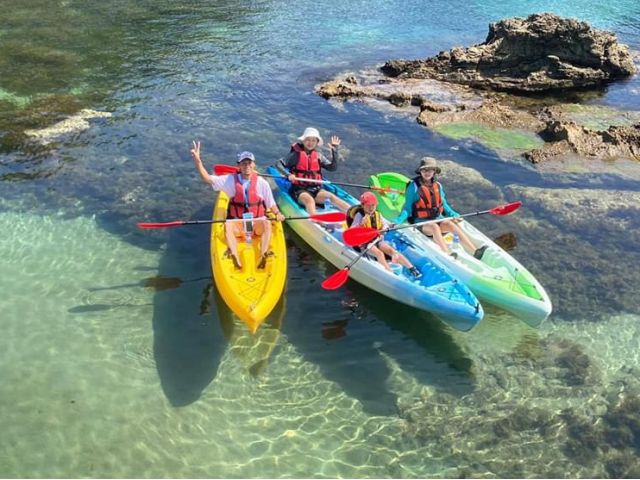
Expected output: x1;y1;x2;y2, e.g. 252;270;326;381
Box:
213;164;404;195
342;201;523;246
321;237;383;290
137;211;346;229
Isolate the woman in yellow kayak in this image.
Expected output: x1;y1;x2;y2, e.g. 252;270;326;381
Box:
191;141;285;269
349;192;422;278
396;157;487;259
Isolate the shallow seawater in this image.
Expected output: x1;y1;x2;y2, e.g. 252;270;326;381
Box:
2;0;640;477
2;210;640;478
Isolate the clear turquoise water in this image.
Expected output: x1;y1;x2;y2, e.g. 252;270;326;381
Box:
2;1;640;477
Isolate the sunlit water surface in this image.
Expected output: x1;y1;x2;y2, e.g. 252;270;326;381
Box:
1;0;640;477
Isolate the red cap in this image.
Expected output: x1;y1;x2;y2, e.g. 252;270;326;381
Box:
360;192;378;206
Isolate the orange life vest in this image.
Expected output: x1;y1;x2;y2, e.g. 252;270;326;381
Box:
346;205;382;229
411;177;443;220
228;173;266;219
290;143;322;185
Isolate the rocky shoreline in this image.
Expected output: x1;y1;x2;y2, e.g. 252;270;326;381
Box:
317;13;640;164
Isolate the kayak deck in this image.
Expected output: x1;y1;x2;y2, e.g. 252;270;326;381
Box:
267;166;483;331
210;192;287;333
369;171;552;326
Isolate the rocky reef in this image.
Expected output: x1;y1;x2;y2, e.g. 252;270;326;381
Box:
317;13;640;164
380;13;636;92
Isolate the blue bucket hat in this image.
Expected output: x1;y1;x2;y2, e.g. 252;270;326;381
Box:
237;151;256;163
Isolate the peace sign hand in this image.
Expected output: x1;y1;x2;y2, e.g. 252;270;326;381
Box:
190;140;201;162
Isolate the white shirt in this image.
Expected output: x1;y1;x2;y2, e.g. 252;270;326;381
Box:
208;173;278;210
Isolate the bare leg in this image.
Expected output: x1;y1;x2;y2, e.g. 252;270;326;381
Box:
253;220;272;256
224;222;242;267
315;189;350;212
421;223;448;253
440;219;476;253
369;245;392;271
380;242;413;269
296;191;316;215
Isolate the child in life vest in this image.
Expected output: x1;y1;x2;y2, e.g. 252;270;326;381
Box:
349;192;422;279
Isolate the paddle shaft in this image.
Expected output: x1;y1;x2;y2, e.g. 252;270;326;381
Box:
214;164;403;194
394;207;502;232
274;163;404;194
137;212;345;229
346;237;383;270
342;201;522;246
321;237;384;290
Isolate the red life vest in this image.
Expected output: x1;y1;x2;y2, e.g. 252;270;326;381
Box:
411;177;443;220
290;143;322;185
228;173;266;219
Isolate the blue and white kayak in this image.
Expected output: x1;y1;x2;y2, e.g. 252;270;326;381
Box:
266;166;483;332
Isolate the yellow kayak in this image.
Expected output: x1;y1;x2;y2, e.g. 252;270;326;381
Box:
210;192;287;333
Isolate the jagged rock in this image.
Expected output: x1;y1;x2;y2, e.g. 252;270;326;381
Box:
381;13;636;92
418;99;450;113
526;106;640;162
316;79;366;99
315;15;639;165
388;92;411;106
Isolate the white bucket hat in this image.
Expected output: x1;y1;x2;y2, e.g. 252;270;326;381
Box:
298;127;323;146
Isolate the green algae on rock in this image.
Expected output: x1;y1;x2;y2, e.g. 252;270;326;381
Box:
433;122;544;152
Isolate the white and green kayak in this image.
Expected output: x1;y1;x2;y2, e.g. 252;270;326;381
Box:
369;172;552;327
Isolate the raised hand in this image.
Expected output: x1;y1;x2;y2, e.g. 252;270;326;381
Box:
329;135;341;148
190;140;201;161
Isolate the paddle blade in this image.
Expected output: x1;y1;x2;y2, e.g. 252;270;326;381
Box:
321;268;350;290
490;201;522;216
137;221;186;229
213;164;239;175
310;212;346;223
342;227;380;246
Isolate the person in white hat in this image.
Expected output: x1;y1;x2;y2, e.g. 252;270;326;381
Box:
191;141;285;270
395;156;487;259
280;127;350;214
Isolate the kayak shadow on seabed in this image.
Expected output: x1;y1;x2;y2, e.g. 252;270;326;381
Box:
151;207;227;407
344;281;477;393
283;229;476;416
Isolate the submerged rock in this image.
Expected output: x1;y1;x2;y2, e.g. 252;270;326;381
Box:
396;330;640;478
24;108;111;144
381;13;636;92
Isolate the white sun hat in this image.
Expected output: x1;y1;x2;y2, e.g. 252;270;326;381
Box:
297;127;323;146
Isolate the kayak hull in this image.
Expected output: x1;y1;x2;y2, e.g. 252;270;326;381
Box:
210;192;287;333
267;167;483;331
369;172;552;327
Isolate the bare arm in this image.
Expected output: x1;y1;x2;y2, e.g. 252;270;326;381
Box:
321;135;342;172
190;140;213;185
